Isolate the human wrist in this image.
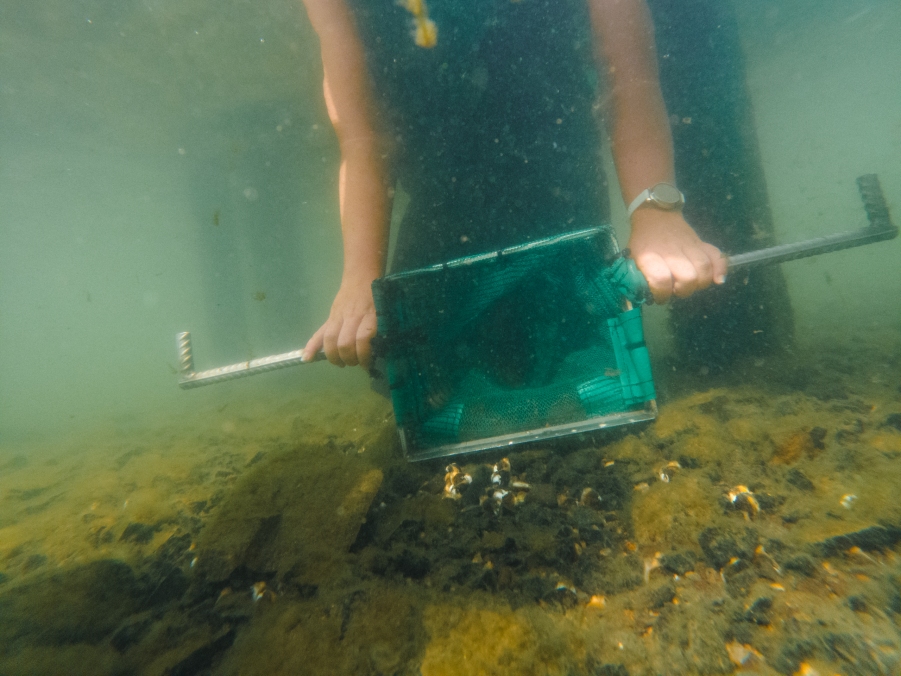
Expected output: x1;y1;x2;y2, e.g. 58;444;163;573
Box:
629;206;685;228
626;182;684;219
340;266;382;289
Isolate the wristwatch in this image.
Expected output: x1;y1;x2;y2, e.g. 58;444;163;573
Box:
626;183;685;218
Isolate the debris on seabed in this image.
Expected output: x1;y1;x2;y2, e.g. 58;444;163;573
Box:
847;545;877;564
251;581;276;602
728;484;760;520
481;488;514;516
725;640;764;669
579;487;601;508
754;544;782;575
490;458;511;487
555;580;576;595
840;493;858;509
644;552;662;583
442;463;472;500
657;460;681;483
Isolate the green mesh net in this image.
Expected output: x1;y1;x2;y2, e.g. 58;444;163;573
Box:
372;226;656;460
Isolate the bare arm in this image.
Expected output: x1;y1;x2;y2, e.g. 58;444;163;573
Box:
301;0;392;367
588;0;726;303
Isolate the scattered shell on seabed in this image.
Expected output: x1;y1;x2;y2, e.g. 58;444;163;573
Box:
480;488;515;515
491;457;512;486
449;456;532;514
727;484;760;520
251;581;276;602
725;641;764;668
847;546;877;564
555;579;576;594
657;460;681;483
443;463;473;500
840;493;857;509
579;487;602;508
754;544;782;575
643;552;662;583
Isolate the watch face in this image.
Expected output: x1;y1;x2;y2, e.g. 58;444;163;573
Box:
650;183;683;207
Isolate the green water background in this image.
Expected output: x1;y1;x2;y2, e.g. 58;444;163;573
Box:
1;0;899;444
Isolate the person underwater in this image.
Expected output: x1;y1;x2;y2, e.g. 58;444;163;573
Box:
299;0;728;369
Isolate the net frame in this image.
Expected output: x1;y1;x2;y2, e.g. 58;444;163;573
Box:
372;226;657;461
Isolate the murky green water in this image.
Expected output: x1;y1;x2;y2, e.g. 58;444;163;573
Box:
1;1;900;674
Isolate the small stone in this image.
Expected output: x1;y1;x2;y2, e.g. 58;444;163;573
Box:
884;413;901;432
677;455;701;469
724;567;757;598
786;468;815;492
120;522;158;545
390;548;430;579
659;550;697;576
848;595;867;612
809;426;827;450
742;596;773;625
647;582;676;609
783;555;817;577
699;527;757;570
781;511;807;525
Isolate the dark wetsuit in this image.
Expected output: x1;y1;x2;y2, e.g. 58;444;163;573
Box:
347;0;609;272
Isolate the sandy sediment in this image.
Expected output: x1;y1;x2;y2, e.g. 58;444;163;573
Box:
1;331;900;675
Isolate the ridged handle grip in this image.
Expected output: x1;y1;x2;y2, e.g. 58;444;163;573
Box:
176;331;325;389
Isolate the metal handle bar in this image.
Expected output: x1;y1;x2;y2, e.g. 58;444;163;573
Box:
176;332;325;389
727;174;896;271
176;174;895;389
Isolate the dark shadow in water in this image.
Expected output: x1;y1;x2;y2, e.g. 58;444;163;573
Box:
649;0;795;369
